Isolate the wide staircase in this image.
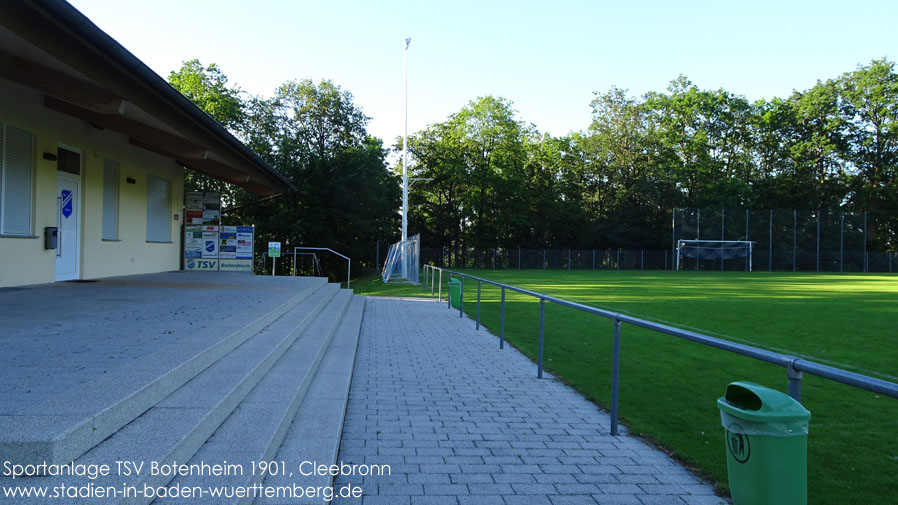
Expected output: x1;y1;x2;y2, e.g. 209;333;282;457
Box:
0;278;364;505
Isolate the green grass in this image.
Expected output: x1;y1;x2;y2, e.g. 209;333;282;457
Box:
357;269;898;504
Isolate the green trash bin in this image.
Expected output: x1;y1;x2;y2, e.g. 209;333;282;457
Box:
717;381;811;505
448;278;461;309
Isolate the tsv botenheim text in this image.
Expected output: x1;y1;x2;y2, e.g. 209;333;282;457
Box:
3;460;391;479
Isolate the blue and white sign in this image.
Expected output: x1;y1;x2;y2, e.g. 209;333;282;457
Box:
185;259;219;271
61;190;73;218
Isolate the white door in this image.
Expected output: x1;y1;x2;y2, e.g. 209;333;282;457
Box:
55;173;80;281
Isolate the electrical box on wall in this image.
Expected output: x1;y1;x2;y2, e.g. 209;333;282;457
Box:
44;227;58;249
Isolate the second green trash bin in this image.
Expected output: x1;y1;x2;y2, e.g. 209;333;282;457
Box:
449;278;461;309
717;381;811;505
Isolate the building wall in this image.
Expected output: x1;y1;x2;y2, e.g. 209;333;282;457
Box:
0;79;184;288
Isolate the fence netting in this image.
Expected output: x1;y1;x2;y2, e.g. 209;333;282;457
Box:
404;208;894;273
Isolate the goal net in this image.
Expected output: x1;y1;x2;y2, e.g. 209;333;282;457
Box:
677;240;755;271
382;234;420;283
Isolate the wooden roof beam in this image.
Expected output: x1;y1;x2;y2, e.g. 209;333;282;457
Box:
44;95;210;160
0;49;125;114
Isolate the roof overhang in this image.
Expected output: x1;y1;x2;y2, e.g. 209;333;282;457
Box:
0;0;292;196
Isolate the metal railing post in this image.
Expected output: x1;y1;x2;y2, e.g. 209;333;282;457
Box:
537;298;545;378
446;273;451;309
476;280;481;330
611;316;621;436
499;287;505;349
787;359;803;401
459;276;464;318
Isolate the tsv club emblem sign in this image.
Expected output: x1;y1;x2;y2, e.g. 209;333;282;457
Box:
61;190;73;218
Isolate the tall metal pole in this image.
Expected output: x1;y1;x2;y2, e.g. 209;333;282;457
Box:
402;38;410;242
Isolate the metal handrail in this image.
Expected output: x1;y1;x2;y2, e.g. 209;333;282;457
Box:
290;252;324;278
422;265;898;436
293;247;351;288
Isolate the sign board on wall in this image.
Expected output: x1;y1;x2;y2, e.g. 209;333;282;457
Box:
184;226;203;258
219;225;254;272
201;225;219;259
185;258;219;271
184;224;254;272
185;191;220;225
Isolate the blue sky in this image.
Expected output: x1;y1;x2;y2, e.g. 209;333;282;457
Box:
70;0;896;149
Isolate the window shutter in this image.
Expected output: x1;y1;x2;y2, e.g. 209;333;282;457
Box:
1;124;34;236
102;158;119;240
146;174;171;242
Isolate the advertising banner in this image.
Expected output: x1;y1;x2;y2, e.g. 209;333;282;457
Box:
184;221;254;273
201;225;219;259
219;226;238;259
236;226;254;259
184;226;203;258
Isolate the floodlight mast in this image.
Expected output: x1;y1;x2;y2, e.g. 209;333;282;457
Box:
402;37;410;241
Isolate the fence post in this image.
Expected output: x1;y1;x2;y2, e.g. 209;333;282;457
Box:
543;249;546;270
721;208;725;272
438;270;442;302
446;273;450;309
641;249;644;270
518;248;521;270
617;249;620;271
611;316;621;436
459;276;464;318
840;212;844;273
537;298;545;379
745;208;750;272
786;359;803;401
499;287;505;349
793;210;797;272
376;240;380;270
592;249;595;270
476;280;481;330
769;209;773;272
816;209;820;272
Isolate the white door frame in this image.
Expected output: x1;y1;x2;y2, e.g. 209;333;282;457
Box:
55;146;82;282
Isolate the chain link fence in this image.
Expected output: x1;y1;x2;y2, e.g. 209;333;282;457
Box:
673;209;889;272
372;208;895;273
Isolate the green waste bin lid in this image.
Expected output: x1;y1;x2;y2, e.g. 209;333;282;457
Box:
717;381;811;423
449;278;460;284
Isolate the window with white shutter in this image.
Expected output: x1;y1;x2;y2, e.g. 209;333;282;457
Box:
0;123;35;236
146;174;171;242
102;158;119;240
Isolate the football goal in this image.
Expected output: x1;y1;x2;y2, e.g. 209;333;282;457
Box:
676;240;755;271
382;234;420;283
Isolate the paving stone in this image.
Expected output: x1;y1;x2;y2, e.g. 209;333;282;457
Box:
333;298;722;505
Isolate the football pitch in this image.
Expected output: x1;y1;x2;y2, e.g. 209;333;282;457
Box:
402;270;898;504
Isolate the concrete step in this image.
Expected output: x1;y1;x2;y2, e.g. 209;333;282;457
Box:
0;282;345;505
151;291;362;505
252;294;365;505
0;277;329;466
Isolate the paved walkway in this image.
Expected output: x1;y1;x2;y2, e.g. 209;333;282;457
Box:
0;272;318;414
333;297;727;505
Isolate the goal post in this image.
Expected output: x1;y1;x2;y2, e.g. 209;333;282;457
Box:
676;240;755;271
382;233;420;283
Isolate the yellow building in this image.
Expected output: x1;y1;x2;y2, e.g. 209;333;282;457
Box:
0;1;289;288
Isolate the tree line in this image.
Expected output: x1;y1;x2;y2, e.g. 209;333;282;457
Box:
169;58;897;273
407;59;896;253
168;60;400;270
